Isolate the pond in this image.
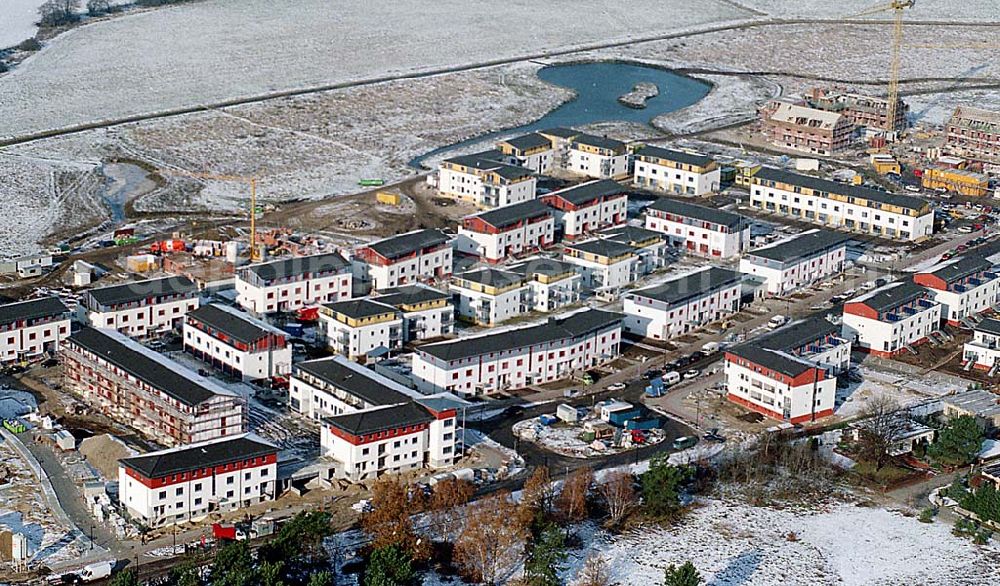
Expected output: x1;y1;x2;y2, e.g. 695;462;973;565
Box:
99;162;157;222
410;61;711;168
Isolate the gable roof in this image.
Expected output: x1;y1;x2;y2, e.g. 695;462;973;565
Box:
294;356;411;407
242;253;348;282
599;225;664;246
728;316;841;378
754;167;927;212
919;255;994;285
0;296;70;327
453;268;524;289
508;258;578;280
418;309;622;362
375;285;450;308
564;238;637;259
85;276;196;307
323;401;434;437
572;133;627;152
323;298;398;320
443;150;534;180
546;179;627;206
746;230;850;264
975;318;1000;337
767;101;844;130
645;198;746;231
634;145;714;168
629;267;742;306
186;303;285;345
500;133;553;151
849;279;927;313
366;229;451;260
120;434;276;479
539;127;579;139
467;199;552;230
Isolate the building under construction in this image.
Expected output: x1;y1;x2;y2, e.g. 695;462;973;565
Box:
946;106;1000;168
760;100;855;156
808;88;909;134
62;327;246;446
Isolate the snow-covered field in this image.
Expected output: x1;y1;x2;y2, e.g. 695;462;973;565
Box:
736;0;1000;21
0;0;752;139
835;364;967;419
1;0;46;49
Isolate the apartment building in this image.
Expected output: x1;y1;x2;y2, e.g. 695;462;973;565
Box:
842;280;942;357
739;229;849;296
913;255;1000;326
508;257;583;313
633;145;720;195
921;167;990;197
541;179;629;239
455;199;555;263
496;133;555;173
355;229;453;291
62;327;245;446
566;134;629;179
450;268;528;326
235;253;352;314
643;197;750;259
598;226;670;275
183;303;291;382
808;88;908;134
725;316;850;424
118;434;277;527
962;318;1000;373
945;106;1000;166
562;239;639;292
623;267;742;340
412;309;623;395
0;297;71;364
289;355;415;420
436;150;537;208
373;285;454;342
81;276;199;337
750;167;933;241
761;100;855;155
320;398;458;482
318;299;402;362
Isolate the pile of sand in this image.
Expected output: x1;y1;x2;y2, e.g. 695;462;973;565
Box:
79;434;137;480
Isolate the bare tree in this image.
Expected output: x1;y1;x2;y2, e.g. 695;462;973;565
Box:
556;466;593;523
454;491;528;585
574;553;611;586
520;466;554;523
38;0;80;27
856;394;908;471
597;471;637;529
361;476;430;560
86;0;111;14
427;478;475;542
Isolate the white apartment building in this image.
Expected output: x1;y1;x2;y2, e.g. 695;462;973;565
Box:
183;303;291;382
235;253;352;315
496;133;556;174
436;150;536;208
289;355;417;420
0;297;71;364
355;229;453;291
373;285;454;342
566;134;629;179
81;276;199;337
455;199;555;264
842;280;942;357
450;268;528;327
739;229;849;296
962;318;1000;373
598;226;670;275
319;299;402;362
644;197;750;259
623;267;743;340
914;255;1000;326
412;309;623;396
320;398;458;482
562;239;640;292
509;258;583;313
725;316;850;424
118;434;277;528
541;179;629;239
633;145;721;195
750;167;934;241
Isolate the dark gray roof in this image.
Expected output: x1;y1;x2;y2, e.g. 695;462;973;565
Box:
418;309;622;362
443;151;533;180
546;179;627;206
851;279;927;313
366;229;451;260
599;225;664;246
976;318;1000;337
746;230;850;264
540;127;579;139
549;179;628;206
629;267;742;306
728;316;842;378
294;357;410;406
187;304;281;345
244;253;348;282
120;434;276;479
565;239;636;259
508;258;578;279
755;167;928;212
453;268;524;289
572;133;626;152
729;345;815;378
85;276;196;307
500;133;553;152
0;297;69;326
635;145;714;167
921;255;994;285
67;327;230;406
375;286;450;308
469;199;552;230
323;299;398;320
645;198;746;231
324;402;434;437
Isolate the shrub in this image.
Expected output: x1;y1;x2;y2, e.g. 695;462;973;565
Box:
18;38;42;52
917;507;936;523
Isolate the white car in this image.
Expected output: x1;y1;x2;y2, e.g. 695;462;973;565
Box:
606;382;626;392
958;225;974;234
683;369;700;380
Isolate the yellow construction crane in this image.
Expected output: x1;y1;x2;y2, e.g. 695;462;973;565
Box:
847;1;916;140
160;169;262;262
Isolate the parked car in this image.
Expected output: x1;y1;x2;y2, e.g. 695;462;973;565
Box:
644;368;663;380
683;369;700;380
688;351;706;363
958;225;974;234
662;371;682;385
672;436;698;450
606;382;626;392
703;428;727;442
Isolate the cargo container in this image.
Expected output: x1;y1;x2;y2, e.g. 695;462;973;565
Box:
607;408;642;427
625;418;661;431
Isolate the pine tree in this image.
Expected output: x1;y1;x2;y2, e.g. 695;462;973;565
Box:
664;561;702;586
523;524;567;586
929;415;983;466
364;545;415;586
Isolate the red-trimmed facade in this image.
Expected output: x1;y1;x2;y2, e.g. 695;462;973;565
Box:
123;452;277;489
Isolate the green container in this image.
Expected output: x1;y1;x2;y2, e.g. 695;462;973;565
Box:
581;431;596;443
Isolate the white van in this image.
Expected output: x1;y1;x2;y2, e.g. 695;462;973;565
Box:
78;560;114;582
662;371;681;386
701;341;721;353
